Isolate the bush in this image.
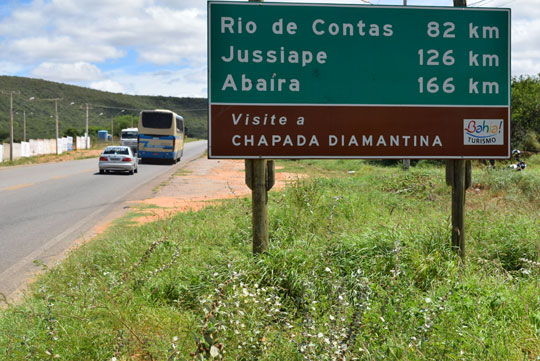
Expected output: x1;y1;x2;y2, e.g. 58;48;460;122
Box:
522;130;540;152
62;127;83;137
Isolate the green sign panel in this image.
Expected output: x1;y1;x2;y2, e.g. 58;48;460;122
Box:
208;2;510;159
208;2;510;106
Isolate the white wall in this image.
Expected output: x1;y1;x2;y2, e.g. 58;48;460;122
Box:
0;137;92;162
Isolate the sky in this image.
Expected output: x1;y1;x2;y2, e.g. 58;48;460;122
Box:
0;0;538;98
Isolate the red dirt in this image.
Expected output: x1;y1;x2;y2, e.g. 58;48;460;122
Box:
129;158;301;224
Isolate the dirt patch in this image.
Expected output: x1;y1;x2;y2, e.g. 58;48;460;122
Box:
50;148;103;161
130;158;302;224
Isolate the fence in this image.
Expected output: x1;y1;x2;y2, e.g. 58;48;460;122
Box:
0;136;91;163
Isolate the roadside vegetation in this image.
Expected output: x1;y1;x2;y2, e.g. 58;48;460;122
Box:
1;156;539;360
511;74;540;151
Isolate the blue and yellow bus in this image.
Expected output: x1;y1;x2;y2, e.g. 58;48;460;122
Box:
137;109;185;163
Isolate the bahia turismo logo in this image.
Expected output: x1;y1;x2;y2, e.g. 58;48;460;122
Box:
464;119;504;145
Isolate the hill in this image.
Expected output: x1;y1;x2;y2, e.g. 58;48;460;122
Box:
0;76;207;141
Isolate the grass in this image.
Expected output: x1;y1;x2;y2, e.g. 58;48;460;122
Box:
0;159;539;360
0;146;102;167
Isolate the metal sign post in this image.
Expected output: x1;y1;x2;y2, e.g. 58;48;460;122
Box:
244;0;274;254
450;0;468;259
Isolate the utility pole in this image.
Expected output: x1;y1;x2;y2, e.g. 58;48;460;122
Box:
1;90;20;161
10;92;14;161
55;99;60;154
28;97;62;154
86;103;89;149
23;110;26;142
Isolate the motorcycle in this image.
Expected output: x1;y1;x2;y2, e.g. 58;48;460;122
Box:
509;149;527;171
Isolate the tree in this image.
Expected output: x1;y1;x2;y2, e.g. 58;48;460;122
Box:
87;125;102;138
63;127;82;137
511;75;540;148
111;115;137;137
0;129;8;142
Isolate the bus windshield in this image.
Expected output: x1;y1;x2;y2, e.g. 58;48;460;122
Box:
141;112;172;129
121;131;138;139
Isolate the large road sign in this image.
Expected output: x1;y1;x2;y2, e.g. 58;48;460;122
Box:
208;1;510;159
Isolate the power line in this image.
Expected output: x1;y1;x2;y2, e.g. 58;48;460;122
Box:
468;0;494;6
88;104;141;112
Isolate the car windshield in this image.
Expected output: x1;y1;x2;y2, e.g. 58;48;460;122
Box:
103;148;129;155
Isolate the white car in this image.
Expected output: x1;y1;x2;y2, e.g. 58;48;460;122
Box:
99;146;138;175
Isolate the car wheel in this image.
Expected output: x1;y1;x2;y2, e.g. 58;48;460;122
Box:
99;169;104;174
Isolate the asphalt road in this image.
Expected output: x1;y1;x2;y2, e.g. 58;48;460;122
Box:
0;140;207;299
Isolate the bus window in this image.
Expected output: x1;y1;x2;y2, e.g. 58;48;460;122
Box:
142;112;172;129
176;117;184;132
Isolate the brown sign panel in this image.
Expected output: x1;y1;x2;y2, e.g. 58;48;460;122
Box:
209;105;509;159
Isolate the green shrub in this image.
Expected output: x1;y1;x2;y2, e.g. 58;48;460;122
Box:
522;130;540;152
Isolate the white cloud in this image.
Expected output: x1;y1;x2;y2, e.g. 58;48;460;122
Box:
89;79;126;94
0;1;48;37
512;17;540;76
31;62;105;82
0;61;24;74
0;0;538;98
5;36;124;64
0;1;206;66
135;7;207;65
104;66;207;98
504;0;540;19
